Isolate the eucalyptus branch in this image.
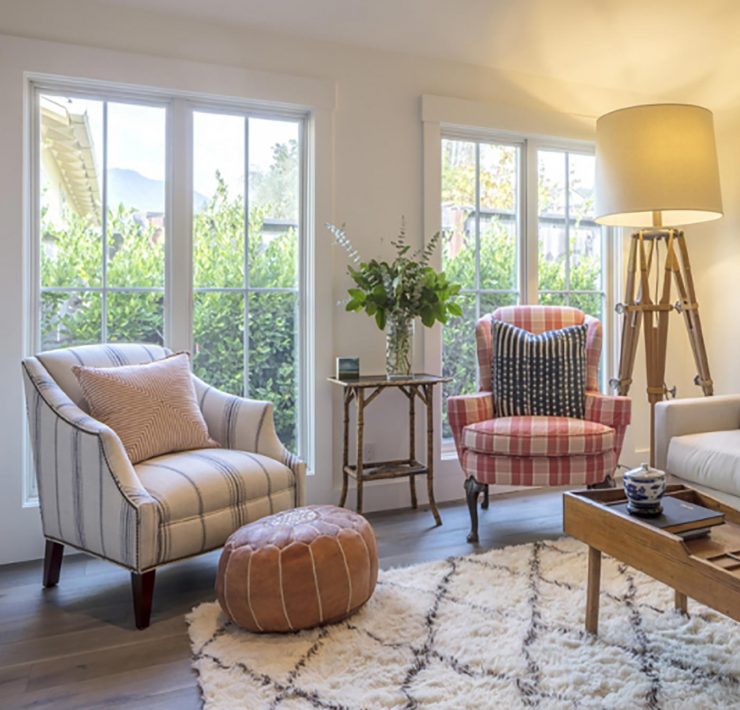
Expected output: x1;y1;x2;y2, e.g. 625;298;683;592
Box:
411;229;443;266
326;222;361;263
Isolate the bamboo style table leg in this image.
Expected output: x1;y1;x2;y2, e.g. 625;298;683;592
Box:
425;383;442;526
408;387;418;509
586;546;602;635
339;388;353;508
355;389;365;514
675;590;688;615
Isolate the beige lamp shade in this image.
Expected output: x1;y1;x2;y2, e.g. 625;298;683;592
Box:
595;103;723;228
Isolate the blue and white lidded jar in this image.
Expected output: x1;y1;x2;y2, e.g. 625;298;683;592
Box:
623;463;667;517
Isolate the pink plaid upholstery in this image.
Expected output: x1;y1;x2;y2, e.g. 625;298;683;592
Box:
584;391;631;427
462;416;614;457
448;391;493;453
448;305;631;488
585;391;631;457
461;448;617;487
477;306;601;392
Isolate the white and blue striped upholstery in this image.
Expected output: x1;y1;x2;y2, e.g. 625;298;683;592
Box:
136;448;295;565
22;343;306;573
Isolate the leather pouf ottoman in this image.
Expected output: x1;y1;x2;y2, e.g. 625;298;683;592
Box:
216;505;378;632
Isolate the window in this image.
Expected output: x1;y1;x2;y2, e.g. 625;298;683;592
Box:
34;86;305;456
537;149;603;316
39;95;166;350
441;137;523;436
441;135;606;439
192;112;301;450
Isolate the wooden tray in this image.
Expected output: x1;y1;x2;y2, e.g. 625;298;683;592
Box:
563;485;740;624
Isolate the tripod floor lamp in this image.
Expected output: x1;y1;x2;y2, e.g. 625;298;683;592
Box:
594;104;723;466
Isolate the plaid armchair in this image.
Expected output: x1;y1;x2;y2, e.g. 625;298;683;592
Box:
447;306;630;542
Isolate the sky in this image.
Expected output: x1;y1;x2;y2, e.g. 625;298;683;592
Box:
44;94;297;204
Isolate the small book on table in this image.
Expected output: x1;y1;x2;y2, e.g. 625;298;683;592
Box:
609;495;725;537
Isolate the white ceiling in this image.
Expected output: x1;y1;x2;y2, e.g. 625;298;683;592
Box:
88;0;740;104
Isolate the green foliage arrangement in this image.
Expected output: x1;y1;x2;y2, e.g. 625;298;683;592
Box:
327;221;462;330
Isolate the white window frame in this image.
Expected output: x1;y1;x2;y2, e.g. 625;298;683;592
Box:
187;103;307;455
422;97;620;481
439;128;525;336
527;141;608;313
27;78;311;499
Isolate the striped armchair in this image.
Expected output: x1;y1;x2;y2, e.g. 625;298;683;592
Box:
447;306;630;542
22;343;305;628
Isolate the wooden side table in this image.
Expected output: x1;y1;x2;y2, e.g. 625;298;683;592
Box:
328;374;451;525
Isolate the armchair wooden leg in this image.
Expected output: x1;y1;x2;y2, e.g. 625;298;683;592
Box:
481;484;490;510
43;540;64;588
465;476;485;543
131;570;156;630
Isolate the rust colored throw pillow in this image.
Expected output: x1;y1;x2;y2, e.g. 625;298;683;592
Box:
73;352;218;464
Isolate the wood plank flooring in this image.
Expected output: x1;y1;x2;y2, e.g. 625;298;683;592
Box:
0;488;565;709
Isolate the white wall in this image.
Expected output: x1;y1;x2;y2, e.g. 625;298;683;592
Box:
1;0;739;562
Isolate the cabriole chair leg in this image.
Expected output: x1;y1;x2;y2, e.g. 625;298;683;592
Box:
131;570;156;630
481;484;490;510
464;476;485;543
43;540;64;588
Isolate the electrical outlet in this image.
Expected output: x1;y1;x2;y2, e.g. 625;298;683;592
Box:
363;442;376;461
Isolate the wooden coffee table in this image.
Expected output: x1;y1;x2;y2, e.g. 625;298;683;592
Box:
563;485;740;635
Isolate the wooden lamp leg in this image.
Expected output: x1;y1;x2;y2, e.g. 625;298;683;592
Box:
131;570;156;630
613;233;642;397
43;540;64;588
614;230;713;467
671;233;713;396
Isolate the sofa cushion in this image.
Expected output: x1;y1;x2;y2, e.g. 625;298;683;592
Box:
73;352;217;463
136;448;296;565
461;448;616;487
463;415;615;457
136;448;294;524
667;430;740;498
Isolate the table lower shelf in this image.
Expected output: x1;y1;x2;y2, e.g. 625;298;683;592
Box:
344;459;428;482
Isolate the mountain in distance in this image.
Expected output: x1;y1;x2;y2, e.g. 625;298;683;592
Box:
108;168;207;213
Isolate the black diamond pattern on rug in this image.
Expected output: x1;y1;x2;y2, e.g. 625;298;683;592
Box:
188;538;740;709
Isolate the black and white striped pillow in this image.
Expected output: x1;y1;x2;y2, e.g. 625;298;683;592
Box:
491;321;587;419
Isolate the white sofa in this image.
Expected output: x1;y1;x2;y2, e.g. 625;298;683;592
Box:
655;395;740;507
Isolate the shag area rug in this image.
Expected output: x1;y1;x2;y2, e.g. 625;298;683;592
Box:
187;538;739;709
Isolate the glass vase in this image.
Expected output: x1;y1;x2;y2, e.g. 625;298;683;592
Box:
385;313;413;378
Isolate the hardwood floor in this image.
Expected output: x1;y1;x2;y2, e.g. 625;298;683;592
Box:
0;488;565;709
